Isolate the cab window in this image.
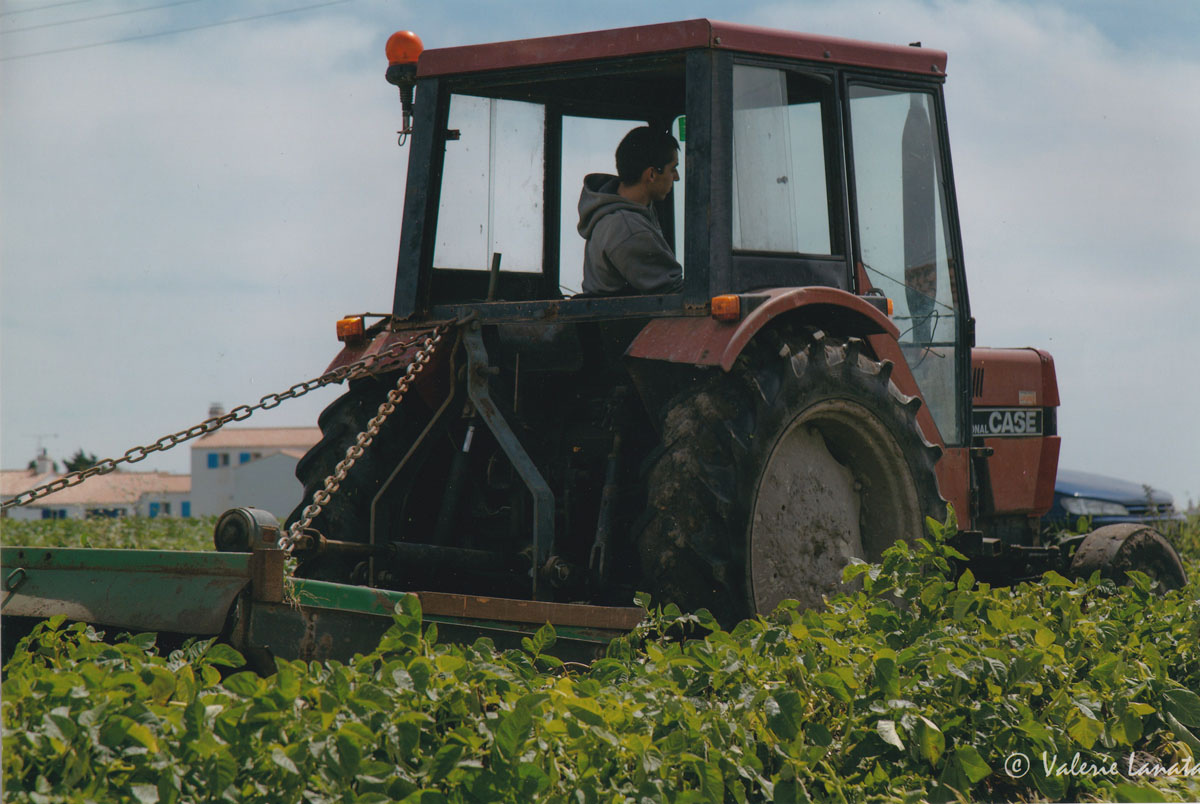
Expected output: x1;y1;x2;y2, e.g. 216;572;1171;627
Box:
848;84;963;444
732;65;837;256
435;95;545;273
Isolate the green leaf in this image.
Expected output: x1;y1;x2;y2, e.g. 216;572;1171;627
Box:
202;643;246;669
1042;570;1075;587
814;672;852;703
805;722;833;748
1115;783;1167;803
765;691;804;741
183;698;205;736
429;744;463;783
842;560;871;583
130;784;160;804
877;719;904;751
913;716;945;765
873;656;899;699
1164;711;1200;754
1110;708;1143;746
336;732;363;779
1163;688;1200;727
272;748;299;775
1033;628;1056;648
495;707;533;758
142;665;176;704
1066;708;1104;750
956;569;975;591
521;622;556;658
400;792;450;804
952;745;991;784
222;671;262;698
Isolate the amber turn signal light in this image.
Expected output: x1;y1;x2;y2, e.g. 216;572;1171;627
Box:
711;295;741;322
886;297;895;316
336;316;365;343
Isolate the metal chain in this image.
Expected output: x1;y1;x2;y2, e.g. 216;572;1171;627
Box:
1;324;452;511
280;326;447;553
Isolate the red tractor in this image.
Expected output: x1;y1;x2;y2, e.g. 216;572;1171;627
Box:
278;18;1186;625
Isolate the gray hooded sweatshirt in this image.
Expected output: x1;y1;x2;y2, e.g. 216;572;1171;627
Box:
577;174;683;295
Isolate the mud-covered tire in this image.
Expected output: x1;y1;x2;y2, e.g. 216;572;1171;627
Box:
1068;523;1187;592
636;328;945;623
285;375;428;582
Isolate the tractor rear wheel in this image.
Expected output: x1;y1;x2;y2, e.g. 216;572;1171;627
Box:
636;329;945;624
1068;523;1187;592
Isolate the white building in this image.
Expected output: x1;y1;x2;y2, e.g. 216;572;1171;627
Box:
189;427;320;518
0;468;191;521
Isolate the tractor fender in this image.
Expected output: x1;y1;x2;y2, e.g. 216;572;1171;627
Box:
626;287;899;371
322;325;454;409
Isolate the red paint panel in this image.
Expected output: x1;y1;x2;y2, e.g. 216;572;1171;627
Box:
709;21;946;76
719;288;898;371
985;436;1061;515
626;288;897;370
418;19;947;78
420;19;712;77
322;328;452;409
625;315;737;365
971;347;1060;407
935;447;972;529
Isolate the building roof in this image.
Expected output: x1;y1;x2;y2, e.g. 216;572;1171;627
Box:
418;19;947;79
194;427;321;450
0;470;190;507
0;470;56;497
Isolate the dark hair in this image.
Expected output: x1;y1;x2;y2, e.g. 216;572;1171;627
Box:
615;126;679;185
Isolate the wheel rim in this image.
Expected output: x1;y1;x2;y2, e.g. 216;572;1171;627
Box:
749;398;923;613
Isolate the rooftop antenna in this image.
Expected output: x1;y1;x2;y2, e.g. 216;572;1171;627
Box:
31;433;58;453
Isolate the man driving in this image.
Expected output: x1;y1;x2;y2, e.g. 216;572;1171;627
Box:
577;127;683;295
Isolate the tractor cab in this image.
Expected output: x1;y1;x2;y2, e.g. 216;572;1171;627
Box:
387;18;970;449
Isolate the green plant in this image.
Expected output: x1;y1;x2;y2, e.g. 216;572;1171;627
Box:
4;511;1199;803
0;516;215;551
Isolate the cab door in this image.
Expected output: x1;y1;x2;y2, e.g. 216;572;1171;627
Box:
845;81;970;449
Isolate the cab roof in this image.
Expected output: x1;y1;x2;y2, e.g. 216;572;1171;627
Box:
417;19;947;79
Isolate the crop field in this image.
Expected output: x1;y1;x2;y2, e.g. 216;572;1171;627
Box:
2;513;1199;803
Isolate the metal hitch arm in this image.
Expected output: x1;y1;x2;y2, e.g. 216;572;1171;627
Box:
461;323;556;599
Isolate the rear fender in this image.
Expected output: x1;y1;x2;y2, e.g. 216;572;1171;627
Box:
627;287;899;371
626;288;971;521
323;325;454;408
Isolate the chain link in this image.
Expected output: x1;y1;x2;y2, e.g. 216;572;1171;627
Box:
280;326;447;554
1;324;453;511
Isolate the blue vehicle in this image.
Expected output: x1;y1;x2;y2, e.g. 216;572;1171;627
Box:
1044;469;1186;531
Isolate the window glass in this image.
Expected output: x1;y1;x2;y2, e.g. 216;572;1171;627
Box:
849;86;962;444
559;115;682;295
732;65;833;255
435;95;545;273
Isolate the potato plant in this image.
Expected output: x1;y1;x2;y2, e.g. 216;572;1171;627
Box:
3;513;1199;803
0;516;214;551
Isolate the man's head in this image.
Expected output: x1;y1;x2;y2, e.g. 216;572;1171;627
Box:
616;127;680;202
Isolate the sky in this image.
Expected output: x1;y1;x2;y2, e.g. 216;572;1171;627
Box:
2;0;1198;510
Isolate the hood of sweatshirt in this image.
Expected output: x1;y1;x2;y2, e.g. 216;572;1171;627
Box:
577;173;656;239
